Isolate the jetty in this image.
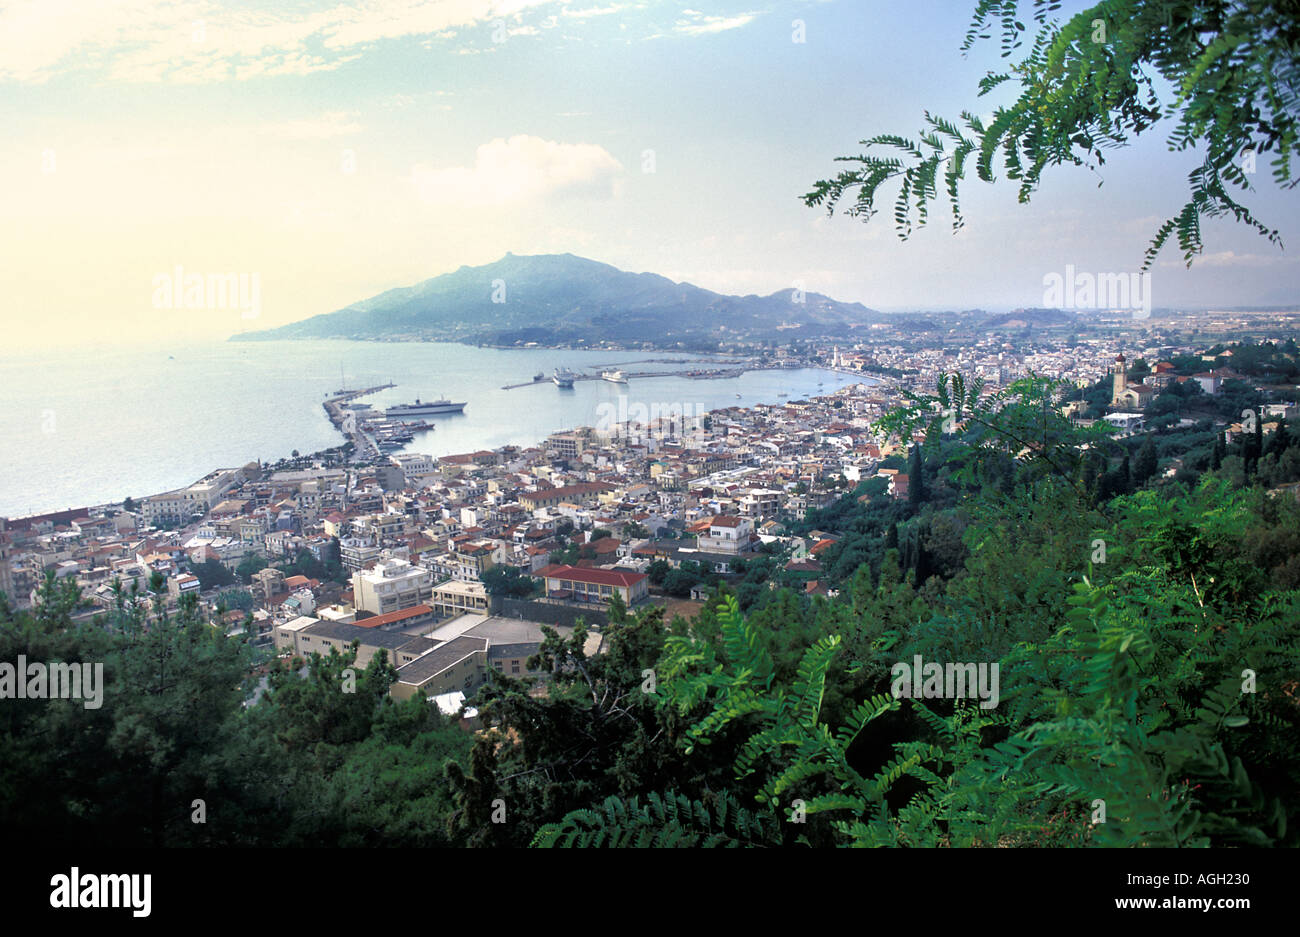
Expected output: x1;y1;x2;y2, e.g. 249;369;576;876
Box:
322;383;396;461
501;363;766;390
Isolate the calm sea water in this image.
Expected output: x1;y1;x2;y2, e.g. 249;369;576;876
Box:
0;340;868;517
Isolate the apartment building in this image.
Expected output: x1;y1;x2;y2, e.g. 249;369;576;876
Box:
520;482;614;512
351;557;434;615
431;579;490;618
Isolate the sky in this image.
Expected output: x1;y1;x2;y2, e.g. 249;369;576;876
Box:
2;0;1298;350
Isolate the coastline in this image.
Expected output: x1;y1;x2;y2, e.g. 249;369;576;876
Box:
4;364;882;524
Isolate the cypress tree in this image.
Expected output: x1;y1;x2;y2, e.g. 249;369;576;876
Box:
908;445;926;507
1134;435;1158;487
1266;418;1288;459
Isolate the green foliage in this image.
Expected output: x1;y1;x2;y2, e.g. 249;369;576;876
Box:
0;572;471;846
532;790;782;847
192;558;237;591
805;0;1298;269
482;564;540;598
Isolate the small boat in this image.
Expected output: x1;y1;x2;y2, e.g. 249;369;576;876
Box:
533;372;544;382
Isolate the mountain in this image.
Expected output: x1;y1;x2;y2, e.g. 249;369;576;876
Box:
982;308;1077;329
230;253;882;345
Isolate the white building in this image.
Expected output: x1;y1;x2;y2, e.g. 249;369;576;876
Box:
351;556;434;615
697;515;757;554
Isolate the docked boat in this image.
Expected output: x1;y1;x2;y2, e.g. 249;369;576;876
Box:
553;368;577;388
385;398;467;417
533;371;545;382
601;369;628;384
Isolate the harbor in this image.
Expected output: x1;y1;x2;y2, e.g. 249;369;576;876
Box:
501;361;768;390
322;383;399;462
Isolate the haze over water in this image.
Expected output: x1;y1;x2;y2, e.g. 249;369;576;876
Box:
0;340;869;518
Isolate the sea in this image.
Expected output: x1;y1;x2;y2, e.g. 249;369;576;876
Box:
0;340;872;518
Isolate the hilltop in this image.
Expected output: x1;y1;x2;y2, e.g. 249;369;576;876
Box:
230;252;883;346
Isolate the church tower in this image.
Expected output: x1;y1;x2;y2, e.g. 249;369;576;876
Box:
1111;353;1127;406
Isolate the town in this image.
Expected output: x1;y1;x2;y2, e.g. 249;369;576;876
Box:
3;313;1296;719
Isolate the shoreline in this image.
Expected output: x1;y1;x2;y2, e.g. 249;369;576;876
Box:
5;367;884;525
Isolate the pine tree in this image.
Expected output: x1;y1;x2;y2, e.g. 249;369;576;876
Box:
1212;432;1225;471
1118;455;1132;496
884;522;899;551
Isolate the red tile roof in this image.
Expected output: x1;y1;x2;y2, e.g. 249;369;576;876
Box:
353;604;433;628
534;564;647;588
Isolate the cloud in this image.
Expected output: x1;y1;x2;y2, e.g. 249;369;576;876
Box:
1158;250;1294;269
673;10;758;35
269;111;363;140
411;135;623;207
562;3;634;16
0;0;562;84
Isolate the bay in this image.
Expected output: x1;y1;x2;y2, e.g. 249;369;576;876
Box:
0;339;869;518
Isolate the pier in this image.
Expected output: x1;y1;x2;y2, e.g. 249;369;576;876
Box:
501;364;770;390
322;383;396;461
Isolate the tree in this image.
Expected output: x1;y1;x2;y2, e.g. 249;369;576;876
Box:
907;444;926;507
236;555;268;584
193;558;237;591
215;588;256;613
123;496;136;513
482;565;540;598
805;1;1298;270
1266;418;1290;459
647;559;671;586
1133;435;1159;487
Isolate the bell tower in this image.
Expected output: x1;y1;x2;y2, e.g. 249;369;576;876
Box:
1111;354;1127;406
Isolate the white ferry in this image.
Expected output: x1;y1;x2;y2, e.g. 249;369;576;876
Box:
385;398;467;417
601;369;628;384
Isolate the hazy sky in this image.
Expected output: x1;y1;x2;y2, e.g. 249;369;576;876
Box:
2;0;1298;350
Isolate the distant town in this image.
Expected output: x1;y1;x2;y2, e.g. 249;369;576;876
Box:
2;304;1296;717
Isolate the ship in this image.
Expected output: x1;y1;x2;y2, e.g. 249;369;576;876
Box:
553;368;577;388
601;369;628;384
533;371;545;382
385;398;467;417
